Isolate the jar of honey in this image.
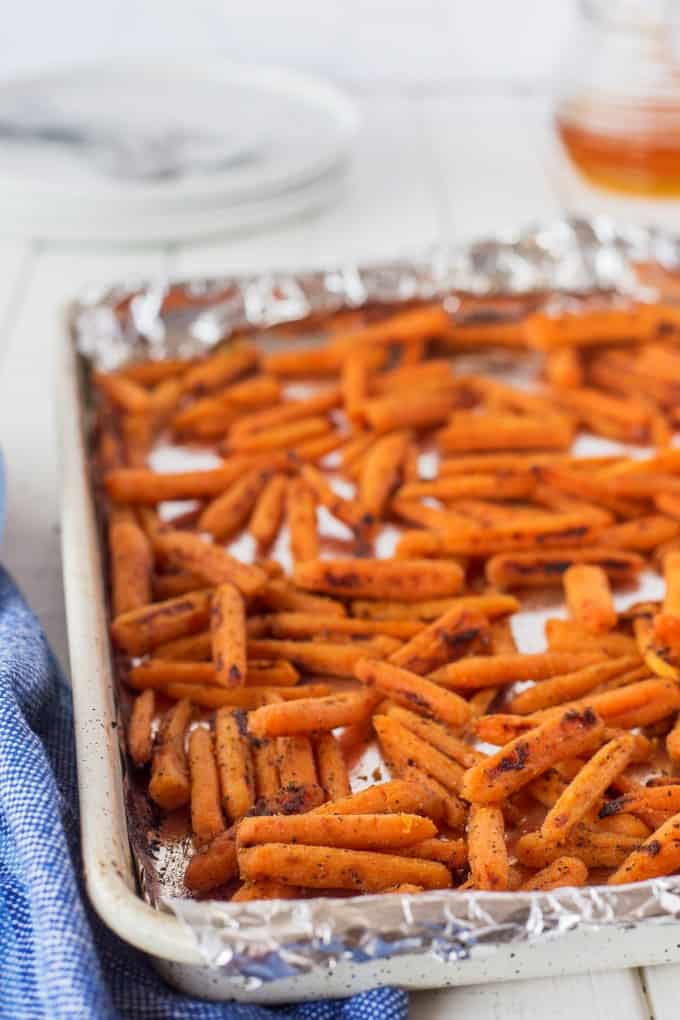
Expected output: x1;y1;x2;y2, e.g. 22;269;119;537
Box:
553;0;680;223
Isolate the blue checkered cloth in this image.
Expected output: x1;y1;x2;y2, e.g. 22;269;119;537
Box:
0;567;408;1020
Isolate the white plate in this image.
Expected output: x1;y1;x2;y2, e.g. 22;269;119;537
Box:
0;155;349;244
0;60;358;240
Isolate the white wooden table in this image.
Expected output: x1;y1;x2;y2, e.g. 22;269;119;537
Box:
0;86;675;1018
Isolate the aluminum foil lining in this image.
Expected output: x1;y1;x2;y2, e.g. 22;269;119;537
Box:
70;216;680;983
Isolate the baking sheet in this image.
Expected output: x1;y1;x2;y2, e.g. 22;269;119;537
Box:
69;216;680;982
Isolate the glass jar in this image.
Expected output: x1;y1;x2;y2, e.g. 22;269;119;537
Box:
552;0;680;226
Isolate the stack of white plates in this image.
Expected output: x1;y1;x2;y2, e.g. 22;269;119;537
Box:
0;61;358;243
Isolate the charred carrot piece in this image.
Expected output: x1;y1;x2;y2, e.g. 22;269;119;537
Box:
359;431;410;519
182;345;259;395
108;507;153;616
93;371;152;414
437;413;573;452
508;657;644;715
609;812;680;884
520;856;588;890
540;734;635;843
286;478;319;565
516;826;642;870
210;583;247;687
398;472;535;503
300;463;372;533
315;733;351;800
188;727;225;842
545;618;638;657
357;658;471;728
111;590;212;656
294;558;464;601
486;547;643;589
198;468;271;539
153;531;266;597
381;704;482;768
231;879;301;901
238;842;452;892
248;474;288;550
257;579;347;617
105;457;289;503
350;593;519;621
467;804;509;891
397;512;605;558
374;715;465;794
563;564;617;634
388;606;488;675
248;689;378;738
460;707;605;804
331;305;450;353
127;689;155;766
276;735;324;809
184;826;238;892
229;386;341;437
237;812;436;850
215;708;255;823
311;779;446;823
429;651;602;691
149;699;192;811
252;739;280;801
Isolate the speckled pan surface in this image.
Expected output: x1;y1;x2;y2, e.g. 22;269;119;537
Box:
61;219;680;1002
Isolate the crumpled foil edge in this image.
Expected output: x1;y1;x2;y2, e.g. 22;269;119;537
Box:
70;216;680;980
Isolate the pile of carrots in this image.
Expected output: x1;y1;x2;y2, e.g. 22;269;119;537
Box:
93;295;680;900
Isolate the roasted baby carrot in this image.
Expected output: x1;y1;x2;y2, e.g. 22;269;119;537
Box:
540;734;635;843
359;431;410;519
238;843;452;891
237;812;436;850
108;508;153;616
198;468;271;539
248;474;288;550
374;715;465;794
181;345;259;395
331;305;450;353
545;347;583;389
93;371;152;414
294;558;464;601
257;579;347;617
314;733;351;800
437;412;573;452
516;826;642;870
276;735;324;810
380;703;482;768
149;699;192;811
312;779;446;823
105;459;283;503
545;618;638;657
467;804;509;891
356;658;471;728
300;464;373;532
215;708;255;822
508;657;644;715
429;651;602;691
286;477;319;565
362;390;459;433
388;606;488;674
652;550;680;657
399;837;467;869
525;303;658;349
210;583;247;687
153;531;266;597
520;856;588;890
486;547;643;589
252;739;280;801
127;689;155;766
563;564;617;634
397;512;605;558
248;689;377;738
229;387;341;437
263;612;422;641
111;590;212;656
188;727;225;842
609;813;680;884
247;638;383;678
398;472;535;503
231;879;301;901
184;827;238;892
350;592;519;621
460;707;605;804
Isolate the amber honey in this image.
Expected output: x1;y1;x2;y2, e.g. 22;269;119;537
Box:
557;110;680;198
